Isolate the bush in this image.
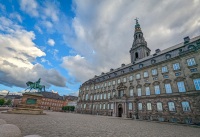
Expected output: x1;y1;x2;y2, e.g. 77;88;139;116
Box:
0;99;5;105
62;106;75;112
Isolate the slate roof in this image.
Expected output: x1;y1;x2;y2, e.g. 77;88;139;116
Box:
4;95;22;99
38;92;64;100
64;95;78;101
82;35;200;86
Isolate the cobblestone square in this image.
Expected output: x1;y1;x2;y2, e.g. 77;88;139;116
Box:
0;111;199;137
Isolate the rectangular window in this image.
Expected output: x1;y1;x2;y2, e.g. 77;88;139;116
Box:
162;66;168;73
119;90;124;97
90;95;93;100
129;75;133;81
129;89;134;96
123;77;127;83
108;93;110;99
137;88;142;96
117;79;121;84
145;87;150;95
104;82;107;87
136;74;141;79
84;104;86;109
138;103;142;110
97;94;99;100
165;83;172;93
173;63;180;70
157;102;163;111
147;103;152;110
182;101;190;112
193;78;200;90
144;71;148;78
113;91;115;96
108;81;111;86
107;104;110;109
100;94;102;100
93;104;95;109
100;104;102;109
111;103;113;109
103;104;105;109
154;85;160;94
177;81;186;92
187;58;196;66
129;103;132;110
152;69;157;75
113;80;116;85
104;93;106;99
168;102;175;111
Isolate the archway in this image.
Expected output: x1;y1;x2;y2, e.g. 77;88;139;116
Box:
118;104;123;117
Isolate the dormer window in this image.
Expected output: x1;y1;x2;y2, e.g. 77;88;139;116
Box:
188;45;195;50
139;64;143;68
166;54;171;59
151;59;156;64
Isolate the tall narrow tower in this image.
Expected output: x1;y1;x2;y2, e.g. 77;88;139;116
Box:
130;19;151;63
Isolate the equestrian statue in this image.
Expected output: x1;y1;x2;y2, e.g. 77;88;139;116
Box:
25;78;45;92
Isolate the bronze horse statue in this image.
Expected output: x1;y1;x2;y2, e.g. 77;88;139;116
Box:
25;78;45;92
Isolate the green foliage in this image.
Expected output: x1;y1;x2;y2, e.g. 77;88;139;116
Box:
62;106;75;112
0;98;5;105
4;99;12;105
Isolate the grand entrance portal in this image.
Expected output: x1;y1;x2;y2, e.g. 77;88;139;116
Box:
118;104;123;117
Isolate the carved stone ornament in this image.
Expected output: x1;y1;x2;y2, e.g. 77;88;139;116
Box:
152;81;160;86
174;77;185;82
162;79;172;84
136;84;142;88
129;86;134;89
144;83;151;87
117;83;127;90
190;73;200;79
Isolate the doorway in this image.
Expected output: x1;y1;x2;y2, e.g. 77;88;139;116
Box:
118;104;123;117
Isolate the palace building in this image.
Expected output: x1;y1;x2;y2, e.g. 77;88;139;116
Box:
77;19;200;124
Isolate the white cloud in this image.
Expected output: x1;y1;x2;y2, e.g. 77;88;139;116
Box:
0;90;9;95
0;16;67;88
20;0;38;17
62;55;97;82
41;58;52;66
62;0;200;83
47;39;55;46
9;12;22;23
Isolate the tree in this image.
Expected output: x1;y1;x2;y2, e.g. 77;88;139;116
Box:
5;99;12;106
0;99;5;105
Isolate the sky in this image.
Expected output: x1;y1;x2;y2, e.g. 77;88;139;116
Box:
0;0;200;96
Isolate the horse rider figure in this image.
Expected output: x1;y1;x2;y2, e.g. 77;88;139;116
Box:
35;78;41;89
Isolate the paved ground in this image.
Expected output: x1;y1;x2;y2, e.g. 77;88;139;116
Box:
0;111;199;137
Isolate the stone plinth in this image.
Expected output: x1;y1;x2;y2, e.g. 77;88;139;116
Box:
3;92;46;115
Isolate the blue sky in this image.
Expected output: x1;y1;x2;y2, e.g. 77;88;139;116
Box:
0;0;200;96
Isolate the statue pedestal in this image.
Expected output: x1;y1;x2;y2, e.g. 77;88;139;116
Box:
3;92;46;115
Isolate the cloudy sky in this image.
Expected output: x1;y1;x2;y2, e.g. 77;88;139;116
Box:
0;0;200;96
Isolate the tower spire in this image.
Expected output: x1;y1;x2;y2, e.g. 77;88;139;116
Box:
129;18;151;62
134;17;141;32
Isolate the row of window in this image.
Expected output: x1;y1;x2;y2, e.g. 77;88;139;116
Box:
81;79;200;100
82;58;197;91
41;102;63;107
80;101;191;112
42;98;63;103
138;101;190;112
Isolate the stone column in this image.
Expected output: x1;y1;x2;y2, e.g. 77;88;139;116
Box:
113;101;116;117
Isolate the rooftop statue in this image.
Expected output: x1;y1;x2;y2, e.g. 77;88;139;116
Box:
25;78;45;92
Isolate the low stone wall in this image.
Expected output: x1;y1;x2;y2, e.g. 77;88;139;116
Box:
0;119;42;137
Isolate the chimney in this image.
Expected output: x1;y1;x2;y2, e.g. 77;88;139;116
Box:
155;49;161;53
184;36;190;44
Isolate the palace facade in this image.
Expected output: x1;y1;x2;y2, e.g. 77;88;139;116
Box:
77;20;200;124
